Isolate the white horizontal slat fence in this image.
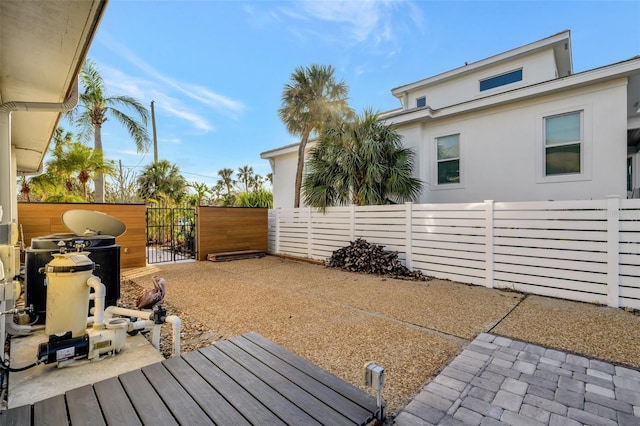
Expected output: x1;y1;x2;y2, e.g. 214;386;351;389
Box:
269;197;640;309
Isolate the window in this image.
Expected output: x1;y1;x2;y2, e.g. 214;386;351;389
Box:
437;134;460;184
416;97;426;108
480;69;523;92
544;111;581;176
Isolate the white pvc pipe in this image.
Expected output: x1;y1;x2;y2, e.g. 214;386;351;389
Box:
104;306;152;321
0;82;79;225
166;315;181;357
151;324;161;351
87;276;105;330
103;306;181;356
129;319;154;332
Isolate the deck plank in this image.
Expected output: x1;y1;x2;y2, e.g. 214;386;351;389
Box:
33;394;68;426
162;356;250;425
231;335;374;424
94;377;142;426
141;362;214;425
217;339;354;425
200;345;322;425
6;332;383;425
0;404;31;425
66;384;106;425
182;350;286;425
243;331;378;412
119;369;178;426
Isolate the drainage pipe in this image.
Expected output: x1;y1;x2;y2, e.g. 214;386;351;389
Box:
0;82;79;225
87;276;105;330
165;315;181;357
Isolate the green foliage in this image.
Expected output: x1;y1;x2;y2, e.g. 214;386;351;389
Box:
18;127;115;203
66;58;150;202
234;189;273;208
303;109;423;211
278;64;353;207
137;160;187;206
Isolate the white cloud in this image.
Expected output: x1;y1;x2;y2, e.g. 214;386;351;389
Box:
288;0;421;46
160;137;182;144
97;63;215;133
97;33;246;120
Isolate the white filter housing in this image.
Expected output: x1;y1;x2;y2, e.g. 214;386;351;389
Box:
45;252;94;338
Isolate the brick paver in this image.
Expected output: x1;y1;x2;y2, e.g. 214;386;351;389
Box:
395;334;640;425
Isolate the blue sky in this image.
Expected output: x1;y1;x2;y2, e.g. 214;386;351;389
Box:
72;0;640;188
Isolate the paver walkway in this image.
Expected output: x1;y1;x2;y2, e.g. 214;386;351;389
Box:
395;333;640;426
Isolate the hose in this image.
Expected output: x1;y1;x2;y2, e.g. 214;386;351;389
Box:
0;360;38;372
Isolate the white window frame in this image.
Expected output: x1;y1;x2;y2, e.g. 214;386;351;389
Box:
536;106;592;184
416;96;426;108
432;133;464;189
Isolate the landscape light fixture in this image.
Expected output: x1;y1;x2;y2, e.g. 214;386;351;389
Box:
363;361;386;422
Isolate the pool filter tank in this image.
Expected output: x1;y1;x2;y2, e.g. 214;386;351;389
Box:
37;250;128;365
44;252;94;338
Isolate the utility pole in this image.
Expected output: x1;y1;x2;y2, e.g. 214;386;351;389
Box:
151;100;158;163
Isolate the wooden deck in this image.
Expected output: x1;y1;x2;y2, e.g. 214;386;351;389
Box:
0;332;379;425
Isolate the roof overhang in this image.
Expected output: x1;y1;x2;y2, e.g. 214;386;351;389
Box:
260;142;300;159
385;56;640;127
0;0;108;175
391;30;572;98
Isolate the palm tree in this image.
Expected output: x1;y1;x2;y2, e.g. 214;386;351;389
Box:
64;143;116;200
18;177;31;202
44;128;116;201
23;173;61;202
188;182;211;206
67;58;151;203
137;160;187;206
210;181;225;206
237;165;254;193
278;64;352;208
250;174;264;192
303;110;422;211
217;168;236;198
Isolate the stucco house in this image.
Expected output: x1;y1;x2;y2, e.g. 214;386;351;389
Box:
262;30;640;207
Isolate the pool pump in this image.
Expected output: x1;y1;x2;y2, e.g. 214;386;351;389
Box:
36;251;127;366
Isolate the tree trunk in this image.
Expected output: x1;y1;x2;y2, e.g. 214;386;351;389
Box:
294;131;310;208
94;123;105;203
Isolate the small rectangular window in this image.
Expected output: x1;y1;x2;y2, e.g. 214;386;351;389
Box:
437;134;460;184
416;97;426;108
480;69;523;91
544;111;581;176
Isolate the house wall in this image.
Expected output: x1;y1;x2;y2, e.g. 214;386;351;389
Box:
271;150;299;208
396;78;628;203
407;49;557;109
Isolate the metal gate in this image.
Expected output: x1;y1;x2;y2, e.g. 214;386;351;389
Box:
146;207;197;264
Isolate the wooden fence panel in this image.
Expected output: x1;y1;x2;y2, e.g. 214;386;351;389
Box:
18;203;146;269
196;207;268;261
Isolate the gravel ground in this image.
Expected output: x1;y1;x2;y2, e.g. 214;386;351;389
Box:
120;255;640;414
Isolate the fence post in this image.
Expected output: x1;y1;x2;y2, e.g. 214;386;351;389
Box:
484;200;494;289
349;204;355;241
307;206;313;259
275;208;281;254
405;202;413;270
607;196;620;308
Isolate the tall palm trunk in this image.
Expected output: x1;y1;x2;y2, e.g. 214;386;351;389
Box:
294;130;311;208
94;122;104;203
